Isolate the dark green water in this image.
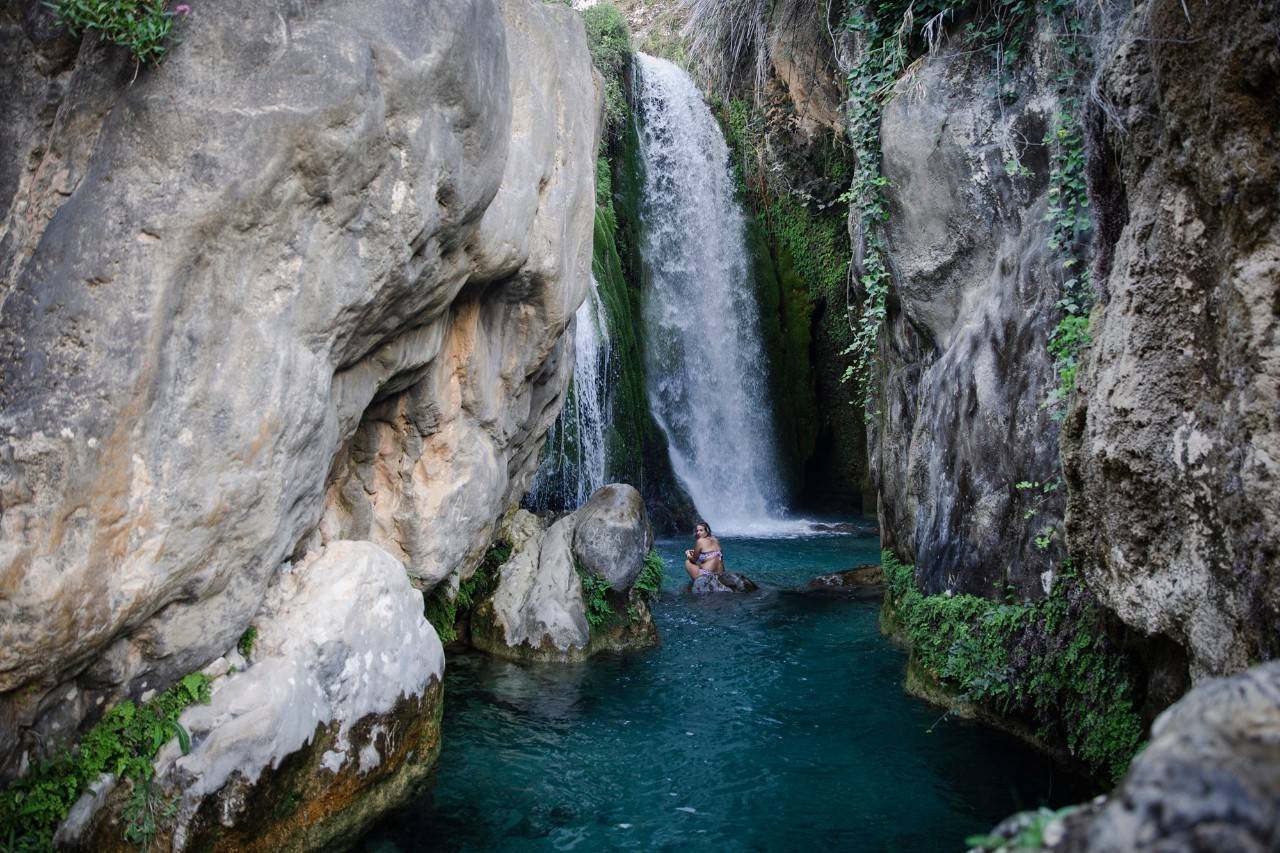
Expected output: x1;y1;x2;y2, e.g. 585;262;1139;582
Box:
357;530;1086;852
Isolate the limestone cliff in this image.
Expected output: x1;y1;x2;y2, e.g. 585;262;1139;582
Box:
0;0;598;805
868;15;1068;597
1063;0;1280;680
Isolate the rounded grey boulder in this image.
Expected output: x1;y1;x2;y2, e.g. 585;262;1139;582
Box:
571;484;653;592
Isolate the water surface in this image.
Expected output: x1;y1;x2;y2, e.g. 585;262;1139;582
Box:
358;531;1086;852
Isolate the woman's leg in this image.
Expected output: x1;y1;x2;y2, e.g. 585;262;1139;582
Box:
685;559;701;580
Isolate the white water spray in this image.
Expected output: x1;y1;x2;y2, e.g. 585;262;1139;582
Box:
635;53;799;535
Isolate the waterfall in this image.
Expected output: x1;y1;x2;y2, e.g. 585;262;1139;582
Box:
528;276;612;510
634;53;795;535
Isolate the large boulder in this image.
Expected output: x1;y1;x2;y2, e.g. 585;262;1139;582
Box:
0;0;598;779
1062;0;1280;678
472;489;659;661
472;513;592;658
973;662;1280;852
571;484;653;591
1063;661;1280;852
65;541;445;852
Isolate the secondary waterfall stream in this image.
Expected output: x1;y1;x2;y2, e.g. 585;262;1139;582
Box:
634;53;791;535
527;277;612;510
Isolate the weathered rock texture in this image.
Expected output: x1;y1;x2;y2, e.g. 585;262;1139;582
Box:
868;18;1067;596
0;0;598;784
975;661;1280;853
571;482;653;591
1063;0;1280;679
472;485;658;661
64;541;444;852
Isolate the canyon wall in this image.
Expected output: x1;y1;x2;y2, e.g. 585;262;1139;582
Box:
862;0;1277;699
1063;0;1279;680
867;15;1068;598
0;0;597;789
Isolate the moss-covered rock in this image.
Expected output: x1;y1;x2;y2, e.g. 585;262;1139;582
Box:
80;682;442;853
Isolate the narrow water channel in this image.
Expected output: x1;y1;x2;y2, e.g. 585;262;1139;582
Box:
357;530;1085;852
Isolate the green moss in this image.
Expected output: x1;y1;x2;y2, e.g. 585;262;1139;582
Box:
0;673;212;850
882;551;1143;782
581;3;632;142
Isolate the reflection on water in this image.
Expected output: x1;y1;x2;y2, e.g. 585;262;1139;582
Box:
356;530;1091;852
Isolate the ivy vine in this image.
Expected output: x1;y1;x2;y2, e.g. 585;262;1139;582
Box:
839;0;1097;418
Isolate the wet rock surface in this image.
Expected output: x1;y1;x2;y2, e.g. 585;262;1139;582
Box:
866;16;1067;598
690;572;759;594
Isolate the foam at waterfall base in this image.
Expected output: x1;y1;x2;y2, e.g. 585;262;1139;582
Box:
708;515;857;539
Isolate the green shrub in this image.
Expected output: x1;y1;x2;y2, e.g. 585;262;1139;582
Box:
425;541;512;645
581;2;632;141
50;0;184;66
634;549;666;601
883;551;1143;782
575;559;616;630
0;673;211;849
236;625;257;659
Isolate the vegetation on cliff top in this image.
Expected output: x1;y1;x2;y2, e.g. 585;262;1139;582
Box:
882;551;1143;782
0;673;211;850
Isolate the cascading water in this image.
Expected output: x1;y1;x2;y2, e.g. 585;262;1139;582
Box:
527;276;612;510
634;53;793;535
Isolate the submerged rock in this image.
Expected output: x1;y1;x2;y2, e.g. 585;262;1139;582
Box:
471;488;659;662
803;565;884;594
690;572;758;594
66;541;444;852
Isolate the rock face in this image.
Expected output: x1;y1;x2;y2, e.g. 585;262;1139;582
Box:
867;18;1067;597
1062;0;1280;679
471;485;659;661
0;0;597;788
70;541;445;852
990;662;1280;853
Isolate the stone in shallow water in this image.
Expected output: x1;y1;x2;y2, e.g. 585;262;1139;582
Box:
803;565;884;594
690;572;758;594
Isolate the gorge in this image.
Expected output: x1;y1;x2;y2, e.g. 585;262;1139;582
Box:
1;0;1277;850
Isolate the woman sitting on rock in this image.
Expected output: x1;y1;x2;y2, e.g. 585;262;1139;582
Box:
684;521;725;580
